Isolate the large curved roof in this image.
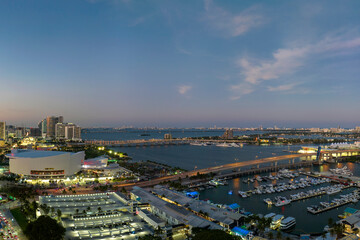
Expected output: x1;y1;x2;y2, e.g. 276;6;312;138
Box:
7;150;72;158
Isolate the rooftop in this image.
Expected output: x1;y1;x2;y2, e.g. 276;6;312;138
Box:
7;149;73;158
131;187;223;230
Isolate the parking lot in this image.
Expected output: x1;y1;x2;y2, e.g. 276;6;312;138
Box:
39;192;130;215
39;192;153;240
64;212;151;239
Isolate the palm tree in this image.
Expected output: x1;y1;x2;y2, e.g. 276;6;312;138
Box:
334;223;345;239
98;207;102;213
57;209;62;221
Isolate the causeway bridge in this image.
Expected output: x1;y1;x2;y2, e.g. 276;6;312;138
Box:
84;139;192;147
84;138;255;147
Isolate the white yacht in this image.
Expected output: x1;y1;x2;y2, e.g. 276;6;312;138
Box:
190;142;206;146
326;188;341;195
280;217;296;230
238;191;248;198
216;143;232;147
275;197;291;207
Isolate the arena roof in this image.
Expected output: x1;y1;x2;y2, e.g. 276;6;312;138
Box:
7;150;74;158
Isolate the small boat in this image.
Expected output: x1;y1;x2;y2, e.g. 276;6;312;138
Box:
263;198;272;205
238;191;248;198
275;197;291;207
228;190;233;195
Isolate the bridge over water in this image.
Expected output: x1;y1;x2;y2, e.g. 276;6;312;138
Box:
84;138;253;147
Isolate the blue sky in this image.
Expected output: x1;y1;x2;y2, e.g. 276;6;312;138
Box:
1;0;360;128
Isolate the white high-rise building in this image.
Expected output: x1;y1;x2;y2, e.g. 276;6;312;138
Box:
65;124;81;140
55;123;66;139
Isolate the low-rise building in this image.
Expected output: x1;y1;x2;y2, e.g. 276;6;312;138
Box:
151;185;241;229
131;186;223;233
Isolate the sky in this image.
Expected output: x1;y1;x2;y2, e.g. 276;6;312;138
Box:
1;0;360;128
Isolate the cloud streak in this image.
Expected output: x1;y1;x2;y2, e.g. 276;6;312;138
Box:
178;85;192;95
231;32;360;99
203;0;263;37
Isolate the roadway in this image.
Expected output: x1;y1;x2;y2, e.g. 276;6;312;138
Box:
47;152;314;194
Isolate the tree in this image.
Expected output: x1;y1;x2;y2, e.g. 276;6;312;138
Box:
276;230;282;240
138;235;162;240
57;209;62;221
267;231;274;239
333;223;345;239
25;215;65;240
192;229;236;240
98;207;102;213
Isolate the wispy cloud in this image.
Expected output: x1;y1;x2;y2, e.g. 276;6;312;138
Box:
203;0;263;37
177;47;192;55
229;82;254;100
230;31;360;99
129;14;155;27
267;83;298;92
178;85;192;95
238;46;308;85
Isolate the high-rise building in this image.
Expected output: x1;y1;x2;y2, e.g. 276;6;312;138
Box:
55;123;66;139
46;116;63;138
30;128;41;137
0;122;5;140
65;124;81;140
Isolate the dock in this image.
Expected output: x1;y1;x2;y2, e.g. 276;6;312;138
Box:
307;199;356;214
290;190;326;202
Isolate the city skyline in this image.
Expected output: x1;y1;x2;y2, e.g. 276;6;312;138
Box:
1;0;360;127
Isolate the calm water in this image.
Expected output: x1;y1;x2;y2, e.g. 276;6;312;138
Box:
82;129;346;141
82;129;263;141
111;144;303;170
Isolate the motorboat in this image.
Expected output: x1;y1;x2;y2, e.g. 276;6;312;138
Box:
275;197;291;207
263;198;273;205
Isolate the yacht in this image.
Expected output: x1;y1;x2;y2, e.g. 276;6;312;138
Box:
275;197;291;207
263;198;273;205
216;143;232;147
190;142;206;146
238;191;248;198
327;188;341;195
280;217;296;230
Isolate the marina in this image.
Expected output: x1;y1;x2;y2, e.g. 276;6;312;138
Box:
195;163;360;234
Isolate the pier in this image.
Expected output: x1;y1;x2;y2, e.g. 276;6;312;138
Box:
307;199;356;215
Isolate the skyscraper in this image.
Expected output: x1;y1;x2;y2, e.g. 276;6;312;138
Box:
0;122;5;140
65;124;81;140
55;123;66;139
46;116;63;138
